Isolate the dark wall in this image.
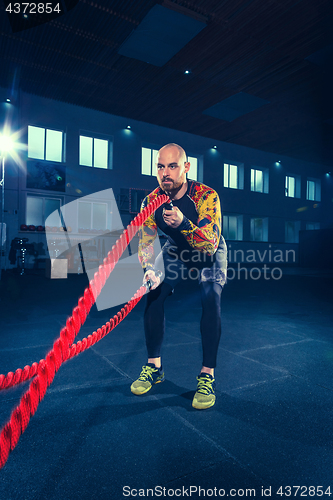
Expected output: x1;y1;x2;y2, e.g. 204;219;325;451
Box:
299;229;333;268
1;87;332;264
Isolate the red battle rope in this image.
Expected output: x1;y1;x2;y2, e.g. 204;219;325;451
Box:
0;194;169;469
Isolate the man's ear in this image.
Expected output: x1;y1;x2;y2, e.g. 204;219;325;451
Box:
184;161;190;173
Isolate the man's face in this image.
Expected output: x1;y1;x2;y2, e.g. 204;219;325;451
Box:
156;146;189;193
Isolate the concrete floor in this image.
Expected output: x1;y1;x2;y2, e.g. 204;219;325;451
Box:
0;268;332;499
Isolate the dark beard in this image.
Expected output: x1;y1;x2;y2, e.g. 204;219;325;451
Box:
160;179;184;197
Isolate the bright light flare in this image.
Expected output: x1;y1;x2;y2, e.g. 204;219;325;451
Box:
0;134;14;152
0;125;27;170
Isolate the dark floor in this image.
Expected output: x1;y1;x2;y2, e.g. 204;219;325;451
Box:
0;268;333;500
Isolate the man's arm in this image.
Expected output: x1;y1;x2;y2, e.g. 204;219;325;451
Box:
177;189;221;255
138;197;158;271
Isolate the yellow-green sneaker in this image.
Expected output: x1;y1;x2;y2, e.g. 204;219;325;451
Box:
131;363;165;395
192;373;216;410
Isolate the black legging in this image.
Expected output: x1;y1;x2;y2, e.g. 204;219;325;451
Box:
144;281;222;368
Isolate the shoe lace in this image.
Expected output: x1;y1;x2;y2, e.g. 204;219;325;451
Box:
196;375;215;395
138;365;156;382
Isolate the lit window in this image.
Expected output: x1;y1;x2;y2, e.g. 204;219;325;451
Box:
224;163;244;189
306;179;321;201
78;201;107;230
26;195;62;226
285;174;301;198
285;176;295;197
79;135;110;169
28;126;64;163
80;136;92;166
187;156;198;181
152;149;159;177
224;163;237;188
223;215;243;240
46;129;63;162
285;220;301;243
141;147;159;176
251;168;269;193
250;217;268;242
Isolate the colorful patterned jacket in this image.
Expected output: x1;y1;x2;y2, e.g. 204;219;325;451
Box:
138;180;224;272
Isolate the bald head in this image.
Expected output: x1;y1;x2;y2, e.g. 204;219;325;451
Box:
158;143;187;165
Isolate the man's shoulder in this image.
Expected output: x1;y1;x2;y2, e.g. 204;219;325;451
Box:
188;180;218;202
142;187;163;207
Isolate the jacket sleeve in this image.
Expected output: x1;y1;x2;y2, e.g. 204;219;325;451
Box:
137;196;158;271
177;190;221;255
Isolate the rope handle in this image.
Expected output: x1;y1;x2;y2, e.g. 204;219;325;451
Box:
0;194;169;469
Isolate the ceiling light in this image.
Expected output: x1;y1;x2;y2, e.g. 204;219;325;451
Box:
184;70;191;75
126;125;131;129
6;99;10;103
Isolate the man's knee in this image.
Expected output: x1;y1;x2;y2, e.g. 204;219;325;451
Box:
200;281;222;308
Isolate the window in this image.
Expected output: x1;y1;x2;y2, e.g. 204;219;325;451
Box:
28;126;64;163
187;156;198;181
79;135;112;169
141;147;159;176
26;195;62;226
285;220;301;243
141;147;199;181
250;217;268;242
306;222;320;230
306;178;321;201
26;161;66;192
223;215;243;240
224;163;244;189
285;174;301;198
251;168;269;193
78;201;107;231
285;176;295;197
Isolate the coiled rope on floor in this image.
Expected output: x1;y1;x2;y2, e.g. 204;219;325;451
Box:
0;194;169;469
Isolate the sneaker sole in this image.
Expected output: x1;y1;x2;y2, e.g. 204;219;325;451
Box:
192;396;216;410
130;377;164;396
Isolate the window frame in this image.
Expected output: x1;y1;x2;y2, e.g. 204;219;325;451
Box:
250;167;269;194
223;162;244;190
28;125;66;163
25;193;64;227
77;200;108;231
306;178;321;202
285;174;301;198
285;220;301;243
250;217;269;242
187;155;200;182
141;145;160;177
222;214;243;241
79;131;113;170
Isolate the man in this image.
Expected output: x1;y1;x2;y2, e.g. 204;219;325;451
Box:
131;143;227;409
